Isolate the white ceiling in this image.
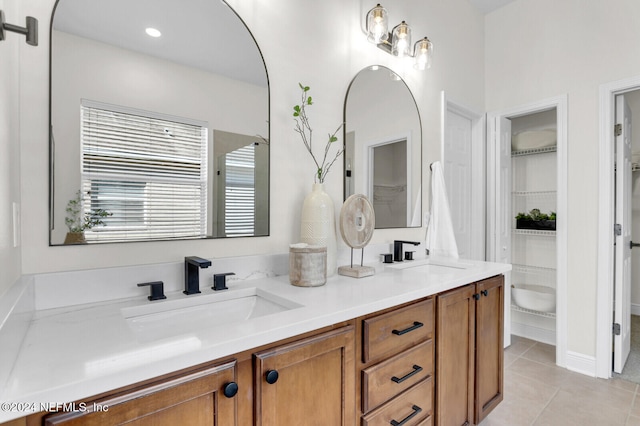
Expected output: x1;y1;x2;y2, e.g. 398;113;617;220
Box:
53;0;268;87
467;0;518;14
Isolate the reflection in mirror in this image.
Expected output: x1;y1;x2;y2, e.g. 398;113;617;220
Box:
49;0;269;245
343;66;421;228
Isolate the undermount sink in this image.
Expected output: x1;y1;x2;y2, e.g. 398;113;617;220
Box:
122;287;303;342
385;258;474;271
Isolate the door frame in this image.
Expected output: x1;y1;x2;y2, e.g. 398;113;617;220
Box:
440;92;486;261
596;75;640;378
487;95;568;368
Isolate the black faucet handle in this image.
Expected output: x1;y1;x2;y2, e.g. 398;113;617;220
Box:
137;281;167;301
213;273;235;291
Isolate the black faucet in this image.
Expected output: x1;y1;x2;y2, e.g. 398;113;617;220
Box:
184;256;212;295
393;240;421;262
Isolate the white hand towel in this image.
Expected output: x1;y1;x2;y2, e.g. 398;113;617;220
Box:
425;161;459;258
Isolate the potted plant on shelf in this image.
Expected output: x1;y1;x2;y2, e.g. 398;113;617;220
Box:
515;208;556;231
64;190;112;244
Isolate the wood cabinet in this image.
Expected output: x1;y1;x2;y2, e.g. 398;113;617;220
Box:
42;360;238;426
253;325;355;426
435;275;504;426
358;298;435;426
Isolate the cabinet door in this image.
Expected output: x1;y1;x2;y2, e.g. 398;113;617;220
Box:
254;325;355;426
435;284;475;426
474;275;504;424
43;360;238;426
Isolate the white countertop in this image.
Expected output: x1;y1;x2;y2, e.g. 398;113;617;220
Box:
0;257;509;422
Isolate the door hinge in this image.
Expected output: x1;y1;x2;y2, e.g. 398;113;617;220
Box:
615;224;622;236
613;323;621;335
615;124;622;136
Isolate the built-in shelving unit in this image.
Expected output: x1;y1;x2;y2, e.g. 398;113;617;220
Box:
510;119;557;345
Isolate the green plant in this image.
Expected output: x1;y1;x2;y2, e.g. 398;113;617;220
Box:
515;209;557;221
293;83;344;183
65;190;112;233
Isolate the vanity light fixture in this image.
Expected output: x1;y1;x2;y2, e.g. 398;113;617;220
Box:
366;4;388;44
365;4;433;70
413;37;433;70
0;10;38;46
391;21;411;57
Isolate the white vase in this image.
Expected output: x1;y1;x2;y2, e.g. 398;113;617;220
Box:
300;183;337;276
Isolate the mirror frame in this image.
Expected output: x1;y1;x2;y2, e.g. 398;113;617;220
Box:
48;0;271;245
343;65;423;228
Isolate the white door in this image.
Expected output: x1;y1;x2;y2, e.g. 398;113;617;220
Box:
614;94;633;373
444;110;472;259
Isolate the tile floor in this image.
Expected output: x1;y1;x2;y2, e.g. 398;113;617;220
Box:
480;336;640;425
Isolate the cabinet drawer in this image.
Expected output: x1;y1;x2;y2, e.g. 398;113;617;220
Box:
362;378;433;426
362;340;433;413
363;299;433;363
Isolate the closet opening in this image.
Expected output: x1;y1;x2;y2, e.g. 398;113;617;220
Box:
509;110;557;350
487;95;567;368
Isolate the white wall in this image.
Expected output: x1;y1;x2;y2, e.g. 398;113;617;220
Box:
16;0;485;274
0;0;23;297
485;0;640;357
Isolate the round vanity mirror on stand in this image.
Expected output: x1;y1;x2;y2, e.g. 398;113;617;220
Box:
338;194;375;278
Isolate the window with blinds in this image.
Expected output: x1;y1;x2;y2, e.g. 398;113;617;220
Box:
223;144;256;236
80;100;208;242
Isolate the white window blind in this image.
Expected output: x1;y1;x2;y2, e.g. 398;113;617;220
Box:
224;144;255;236
80;100;208;242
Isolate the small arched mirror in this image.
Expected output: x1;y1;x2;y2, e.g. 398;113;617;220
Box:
343;66;422;228
49;0;269;245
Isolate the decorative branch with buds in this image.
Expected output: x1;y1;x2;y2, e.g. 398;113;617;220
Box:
293;83;344;183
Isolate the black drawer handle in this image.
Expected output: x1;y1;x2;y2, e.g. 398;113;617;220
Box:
392;321;423;336
391;365;423;383
481;289;488;297
390;404;422;426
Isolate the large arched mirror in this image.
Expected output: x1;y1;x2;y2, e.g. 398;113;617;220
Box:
343;66;421;228
49;0;269;245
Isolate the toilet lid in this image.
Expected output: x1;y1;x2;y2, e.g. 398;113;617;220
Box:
339;194;375;249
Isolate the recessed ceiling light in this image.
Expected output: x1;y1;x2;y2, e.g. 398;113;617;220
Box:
145;27;162;38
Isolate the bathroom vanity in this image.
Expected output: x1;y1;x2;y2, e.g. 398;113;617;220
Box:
0;258;509;425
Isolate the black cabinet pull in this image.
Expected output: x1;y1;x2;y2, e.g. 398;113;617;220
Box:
265;369;279;384
390;404;422;426
392;321;423;336
223;382;238;398
391;365;423;383
481;289;488;297
473;293;480;301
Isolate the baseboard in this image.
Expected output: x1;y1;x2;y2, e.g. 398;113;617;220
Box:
565;351;597;377
511;322;556;345
631;303;640;316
